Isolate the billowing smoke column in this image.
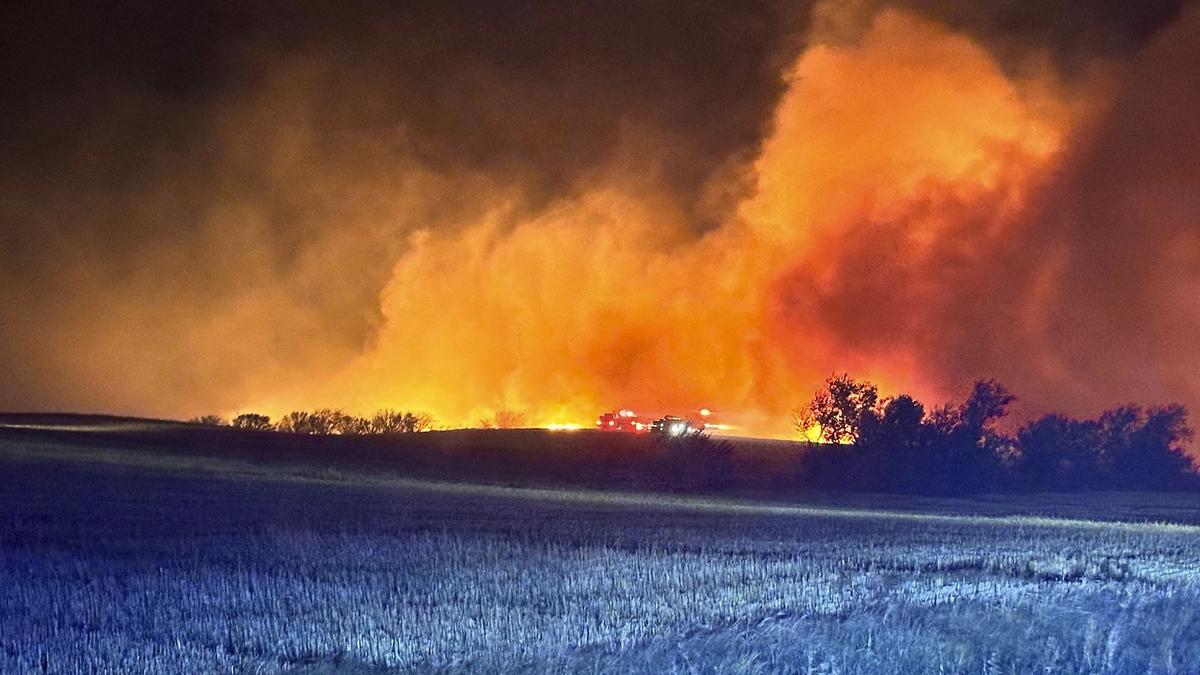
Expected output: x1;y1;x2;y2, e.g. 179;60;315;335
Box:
1;1;1196;437
282;7;1099;435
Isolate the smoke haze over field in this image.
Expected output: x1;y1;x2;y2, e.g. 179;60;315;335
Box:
1;0;1196;435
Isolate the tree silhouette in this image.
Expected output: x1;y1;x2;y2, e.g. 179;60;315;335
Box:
371;410;405;433
870;395;926;447
331;414;371;435
1107;404;1194;489
857;394;927;491
959;380;1016;438
479;410;526;429
1016;415;1101;491
231;413;272;430
276;411;314;434
792;375;1197;495
923;380;1014;494
370;409;434;433
400;412;433;432
791;405;818;441
799;374;880;443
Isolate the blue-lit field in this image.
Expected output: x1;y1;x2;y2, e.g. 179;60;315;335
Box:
3;442;1200;674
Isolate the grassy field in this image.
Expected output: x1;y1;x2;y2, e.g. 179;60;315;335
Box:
2;419;1200;673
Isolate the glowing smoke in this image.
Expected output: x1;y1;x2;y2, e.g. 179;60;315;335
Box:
269;8;1105;435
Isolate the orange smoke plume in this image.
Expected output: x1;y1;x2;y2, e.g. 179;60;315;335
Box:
252;8;1096;436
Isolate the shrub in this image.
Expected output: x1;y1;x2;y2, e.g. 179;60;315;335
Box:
651;432;735;492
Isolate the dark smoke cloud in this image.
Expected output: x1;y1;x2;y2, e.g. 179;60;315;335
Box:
902;0;1184;67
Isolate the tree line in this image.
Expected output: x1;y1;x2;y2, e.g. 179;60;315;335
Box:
191;408;531;433
189;409;434;434
183;377;1196;496
794;375;1197;494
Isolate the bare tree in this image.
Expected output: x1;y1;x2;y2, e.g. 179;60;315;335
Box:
371;409;404;433
306;408;346;435
400;412;433;432
276;411;314;434
332;414;371;435
791;405;818;440
479;410;526;429
231;413;272;430
189;415;226;426
370;409;434;433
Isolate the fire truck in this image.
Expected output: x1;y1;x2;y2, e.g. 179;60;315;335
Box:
649;415;700;436
596;410;706;436
595;409;649;432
